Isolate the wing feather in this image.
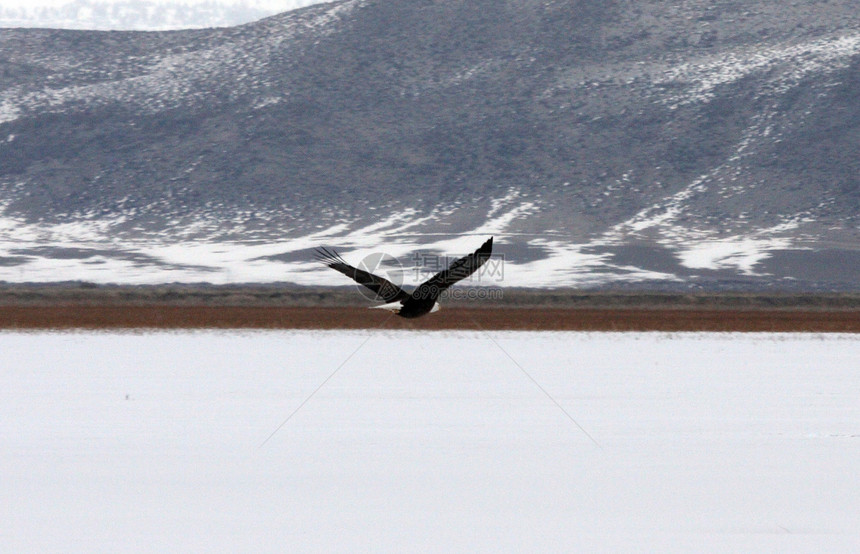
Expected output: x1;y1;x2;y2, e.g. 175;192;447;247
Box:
314;247;409;303
412;237;493;300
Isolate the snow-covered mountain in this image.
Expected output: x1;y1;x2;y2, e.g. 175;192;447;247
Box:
0;0;322;31
1;0;859;289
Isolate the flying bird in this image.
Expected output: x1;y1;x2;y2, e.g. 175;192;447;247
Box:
315;237;494;318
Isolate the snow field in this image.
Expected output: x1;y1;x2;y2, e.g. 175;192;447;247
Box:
2;331;859;551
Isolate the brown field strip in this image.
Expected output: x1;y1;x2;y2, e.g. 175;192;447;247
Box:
1;305;859;332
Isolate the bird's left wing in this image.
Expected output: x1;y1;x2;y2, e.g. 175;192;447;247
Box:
412;237;493;300
315;247;410;303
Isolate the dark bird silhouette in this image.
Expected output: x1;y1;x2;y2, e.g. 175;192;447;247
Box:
315;237;494;318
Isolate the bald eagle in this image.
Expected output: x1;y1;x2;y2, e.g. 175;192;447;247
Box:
315;237;494;318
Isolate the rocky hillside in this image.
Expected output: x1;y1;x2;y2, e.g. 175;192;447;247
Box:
1;0;859;288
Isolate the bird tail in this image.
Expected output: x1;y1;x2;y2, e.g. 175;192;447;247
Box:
371;301;402;314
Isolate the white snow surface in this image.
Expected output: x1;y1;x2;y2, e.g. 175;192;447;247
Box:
0;0;328;31
2;330;859;552
0;188;794;286
0;197;679;287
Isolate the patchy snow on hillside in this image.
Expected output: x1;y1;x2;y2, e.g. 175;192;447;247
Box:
0;191;664;286
0;205;803;286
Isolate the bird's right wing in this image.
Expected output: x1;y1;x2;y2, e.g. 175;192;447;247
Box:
315;247;410;303
412;237;493;300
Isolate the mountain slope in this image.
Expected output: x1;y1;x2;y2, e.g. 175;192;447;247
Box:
1;0;859;288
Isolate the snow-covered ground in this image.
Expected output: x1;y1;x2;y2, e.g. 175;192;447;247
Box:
0;1;326;31
0;208;791;287
2;331;859;552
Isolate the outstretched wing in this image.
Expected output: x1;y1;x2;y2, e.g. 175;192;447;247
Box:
314;247;410;303
412;237;493;300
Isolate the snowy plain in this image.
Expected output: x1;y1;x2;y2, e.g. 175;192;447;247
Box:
2;330;859;552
